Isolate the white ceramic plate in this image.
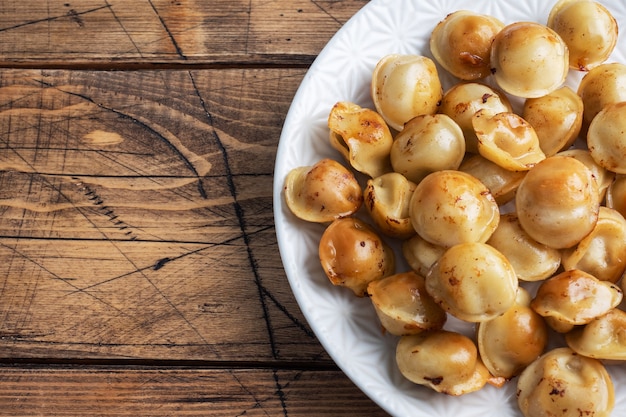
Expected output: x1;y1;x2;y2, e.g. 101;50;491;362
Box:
273;1;626;416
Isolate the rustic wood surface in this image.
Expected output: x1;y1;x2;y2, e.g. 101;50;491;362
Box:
0;1;392;415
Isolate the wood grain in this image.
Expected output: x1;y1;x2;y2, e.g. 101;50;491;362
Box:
0;0;390;415
0;68;325;361
0;366;389;416
0;0;369;67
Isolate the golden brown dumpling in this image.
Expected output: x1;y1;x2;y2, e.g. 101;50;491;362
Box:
548;0;618;71
587;102;626;174
517;347;615;417
363;172;416;239
426;242;518;322
530;269;623;333
390;114;465;184
328;101;393;178
319;217;395;297
430;11;505;80
566;308;626;361
477;288;548;379
578;62;626;126
606;174;626;218
561;207;626;283
490;22;569;98
409;170;499;247
371;54;443;131
473;110;546;171
396;330;500;396
367;271;446;336
284;158;362;223
401;234;446;278
516;156;601;249
458;154;526;205
487;213;561;282
523;86;583;157
439;82;512;153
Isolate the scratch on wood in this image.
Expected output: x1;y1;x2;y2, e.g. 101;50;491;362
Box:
34;79;208;200
68;228;278;295
103;0;143;56
0;5;109;32
68;236;238;295
153;257;172;270
273;370;289;416
226;370;275;416
188;72;294;406
261;286;315;338
198;303;232;314
187;72;278;351
0;240;135;320
66;8;85;27
72;176;138;240
147;0;187;59
243;0;252;54
310;0;342;25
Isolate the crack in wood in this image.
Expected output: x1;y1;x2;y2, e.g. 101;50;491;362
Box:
272;370;289;416
187;71;298;416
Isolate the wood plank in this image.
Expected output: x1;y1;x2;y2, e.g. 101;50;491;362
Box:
0;69;280;242
0;366;389;416
0;2;394;415
0;68;332;362
0;0;369;67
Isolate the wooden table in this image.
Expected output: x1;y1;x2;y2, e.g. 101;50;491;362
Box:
0;1;390;415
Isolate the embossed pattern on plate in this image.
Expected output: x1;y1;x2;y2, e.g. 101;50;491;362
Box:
273;1;626;416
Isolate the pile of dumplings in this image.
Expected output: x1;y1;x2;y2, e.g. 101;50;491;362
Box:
282;0;626;415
